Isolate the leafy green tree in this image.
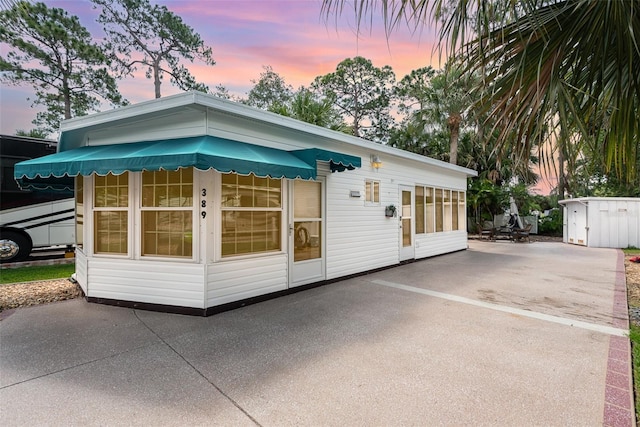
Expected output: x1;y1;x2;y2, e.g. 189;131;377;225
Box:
212;84;234;101
564;141;640;197
509;182;541;217
389;67;434;155
15;129;50;139
312;56;396;141
321;0;640;184
93;0;215;98
245;65;293;110
270;87;347;132
0;1;125;135
466;175;508;227
394;66;435;116
389;120;443;158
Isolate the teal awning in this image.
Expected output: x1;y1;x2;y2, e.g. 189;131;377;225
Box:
290;148;361;172
14;136;361;183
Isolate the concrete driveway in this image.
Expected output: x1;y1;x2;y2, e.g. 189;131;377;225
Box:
0;241;634;426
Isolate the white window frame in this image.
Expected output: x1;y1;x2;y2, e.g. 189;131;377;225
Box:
364;179;380;205
88;170;198;262
139;168;197;261
91;172;132;258
219;172;284;259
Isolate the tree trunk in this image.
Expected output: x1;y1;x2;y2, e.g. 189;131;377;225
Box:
558;143;565;198
63;75;71;119
153;61;162;99
448;113;461;165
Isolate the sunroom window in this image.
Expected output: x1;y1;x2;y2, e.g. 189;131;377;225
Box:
415;186;465;234
141;169;194;258
435;188;444;232
94;172;128;255
443;189;453;232
415;186;425;233
221;173;282;257
426;187;435;233
76;175;84;249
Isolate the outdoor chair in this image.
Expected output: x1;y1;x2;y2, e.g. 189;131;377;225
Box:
495;214;519;240
512;223;533;243
476;222;496;240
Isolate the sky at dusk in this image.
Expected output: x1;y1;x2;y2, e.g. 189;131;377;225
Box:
0;0;442;136
0;0;556;193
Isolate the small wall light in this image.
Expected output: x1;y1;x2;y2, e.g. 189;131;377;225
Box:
371;154;382;169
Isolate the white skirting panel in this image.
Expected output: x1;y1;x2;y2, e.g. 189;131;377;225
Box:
87;258;206;308
415;231;468;259
75;249;88;294
206;254;288;307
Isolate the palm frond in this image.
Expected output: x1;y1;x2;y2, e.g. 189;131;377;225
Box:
321;0;640;184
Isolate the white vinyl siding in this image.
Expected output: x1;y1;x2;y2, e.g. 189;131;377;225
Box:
415;231;468;259
75;249;88;294
207;254;287;306
87;258;206;308
324;151;468;279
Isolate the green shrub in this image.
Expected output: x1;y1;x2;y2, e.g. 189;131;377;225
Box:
538;209;563;236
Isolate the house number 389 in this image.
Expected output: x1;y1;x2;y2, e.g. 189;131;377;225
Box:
201;188;207;218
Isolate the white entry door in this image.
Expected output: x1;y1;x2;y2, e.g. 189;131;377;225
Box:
289;179;325;287
399;185;415;261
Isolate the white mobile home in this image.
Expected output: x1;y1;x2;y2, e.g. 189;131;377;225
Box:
15;92;476;315
560;197;640;248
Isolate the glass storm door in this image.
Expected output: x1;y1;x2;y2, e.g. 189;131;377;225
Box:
399;186;415;261
289;179;325;287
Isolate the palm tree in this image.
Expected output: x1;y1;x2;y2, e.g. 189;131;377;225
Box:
269;88;348;132
321;0;640;184
421;65;475;165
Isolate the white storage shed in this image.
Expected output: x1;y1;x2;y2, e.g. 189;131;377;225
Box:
559;197;640;248
15;92;476;315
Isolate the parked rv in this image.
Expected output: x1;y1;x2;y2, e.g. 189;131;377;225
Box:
0;135;75;262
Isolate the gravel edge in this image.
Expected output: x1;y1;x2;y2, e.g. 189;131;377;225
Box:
0;279;83;315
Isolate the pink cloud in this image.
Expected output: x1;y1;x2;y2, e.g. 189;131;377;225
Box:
1;0;440;133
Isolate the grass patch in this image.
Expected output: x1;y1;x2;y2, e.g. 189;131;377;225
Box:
626;249;640;419
630;324;640;422
1;263;75;285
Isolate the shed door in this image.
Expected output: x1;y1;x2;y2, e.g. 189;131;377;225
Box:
399;186;415;261
568;203;587;246
289;179;325;287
